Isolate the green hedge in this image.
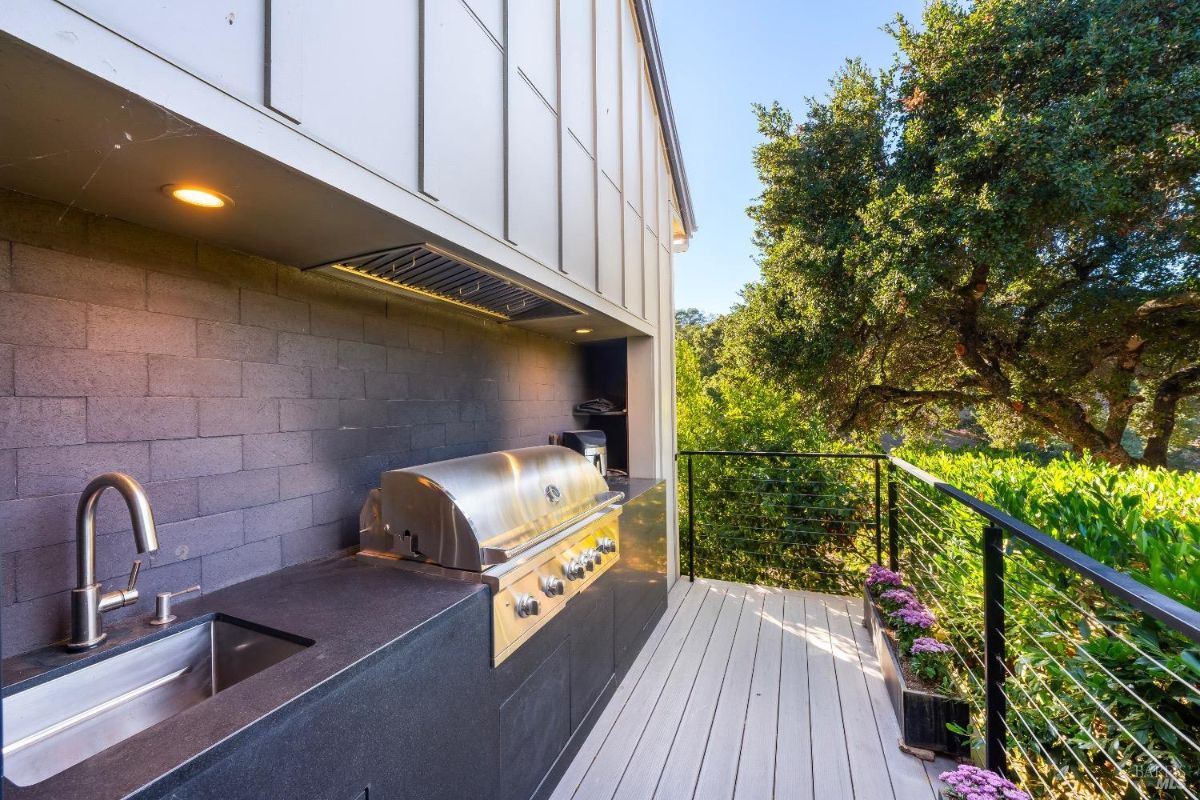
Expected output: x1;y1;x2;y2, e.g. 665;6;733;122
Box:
893;448;1200;798
898;448;1200;609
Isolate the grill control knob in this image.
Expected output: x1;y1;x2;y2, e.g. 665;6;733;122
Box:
515;594;540;618
597;537;617;554
582;549;597;570
541;576;565;596
565;560;586;580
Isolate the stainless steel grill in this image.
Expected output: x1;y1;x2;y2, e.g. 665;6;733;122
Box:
358;446;623;665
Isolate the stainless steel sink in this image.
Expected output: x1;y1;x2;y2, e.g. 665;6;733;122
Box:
2;616;312;786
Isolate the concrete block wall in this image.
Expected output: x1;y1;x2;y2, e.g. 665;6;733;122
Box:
0;191;587;657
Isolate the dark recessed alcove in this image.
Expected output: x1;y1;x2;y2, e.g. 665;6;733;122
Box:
574;339;629;474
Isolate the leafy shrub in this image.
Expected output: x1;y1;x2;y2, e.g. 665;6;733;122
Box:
899;447;1200;608
677;335;879;593
894;447;1200;798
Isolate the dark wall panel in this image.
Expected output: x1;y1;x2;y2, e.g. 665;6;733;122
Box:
0;192;586;657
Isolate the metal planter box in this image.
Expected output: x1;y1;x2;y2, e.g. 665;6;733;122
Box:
863;586;970;758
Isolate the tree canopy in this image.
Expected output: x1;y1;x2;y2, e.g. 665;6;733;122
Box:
726;0;1200;466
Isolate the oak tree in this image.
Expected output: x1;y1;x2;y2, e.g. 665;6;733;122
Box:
732;0;1200;466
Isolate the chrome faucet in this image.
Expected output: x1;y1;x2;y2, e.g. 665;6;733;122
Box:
67;473;160;651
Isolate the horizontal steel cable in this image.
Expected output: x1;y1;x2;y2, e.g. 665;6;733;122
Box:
996;660;1113;798
692;534;873;552
1001;580;1200;755
895;549;988;689
1004;551;1200;700
1001;619;1196;799
695;522;864;540
995;643;1153;800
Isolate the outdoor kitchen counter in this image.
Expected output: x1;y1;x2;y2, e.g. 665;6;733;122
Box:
605;475;661;502
2;556;492;800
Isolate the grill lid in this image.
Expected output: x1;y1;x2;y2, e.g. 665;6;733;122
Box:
369;446;617;572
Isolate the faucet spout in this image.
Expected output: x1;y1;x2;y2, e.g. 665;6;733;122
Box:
68;473;160;651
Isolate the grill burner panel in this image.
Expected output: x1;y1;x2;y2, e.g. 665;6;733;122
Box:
358;446;623;665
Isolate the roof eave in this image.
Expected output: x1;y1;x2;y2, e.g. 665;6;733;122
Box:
634;0;697;237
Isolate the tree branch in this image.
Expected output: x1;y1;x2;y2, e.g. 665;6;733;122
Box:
1142;364;1200;467
1101;336;1147;443
955;263;1016;398
1008;241;1117;355
839;384;990;433
1024;391;1136;464
1134;292;1200;320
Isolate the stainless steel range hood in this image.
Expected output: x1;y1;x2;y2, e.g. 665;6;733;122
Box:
306;243;583;322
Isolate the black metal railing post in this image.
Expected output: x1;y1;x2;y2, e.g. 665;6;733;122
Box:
873;458;882;567
687;455;695;582
887;462;899;572
983;523;1007;776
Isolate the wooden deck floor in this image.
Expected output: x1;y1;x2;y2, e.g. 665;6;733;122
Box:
549;578;953;800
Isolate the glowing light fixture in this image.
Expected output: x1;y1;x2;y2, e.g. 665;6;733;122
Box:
163;185;231;209
574;328;594;335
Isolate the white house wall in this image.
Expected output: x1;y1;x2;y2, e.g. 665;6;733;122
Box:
1;0;686;559
34;0;681;330
294;3;422;186
422;0;507;236
60;0;267;101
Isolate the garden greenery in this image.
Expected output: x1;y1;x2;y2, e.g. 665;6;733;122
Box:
893;448;1200;798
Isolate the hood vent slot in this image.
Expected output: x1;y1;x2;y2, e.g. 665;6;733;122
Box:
307;243;581;321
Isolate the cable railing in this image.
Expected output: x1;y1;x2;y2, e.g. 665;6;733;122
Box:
680;450;883;596
678;450;1200;799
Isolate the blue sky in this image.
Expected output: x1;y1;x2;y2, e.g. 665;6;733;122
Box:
654;0;926;316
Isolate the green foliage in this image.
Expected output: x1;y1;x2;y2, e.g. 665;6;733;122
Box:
730;0;1200;467
676;329;835;454
894;447;1200;797
676;321;876;593
902;447;1200;606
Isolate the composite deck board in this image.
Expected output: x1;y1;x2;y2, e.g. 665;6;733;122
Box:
805;590;856;800
773;592;813;800
651;584;749;800
691;584;768;800
611;584;746;800
549;579;943;800
826;597;901;800
733;586;785;800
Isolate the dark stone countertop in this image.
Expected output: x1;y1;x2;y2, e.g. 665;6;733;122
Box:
2;556;486;800
606;475;662;502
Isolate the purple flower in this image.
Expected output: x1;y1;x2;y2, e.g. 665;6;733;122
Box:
890;605;935;628
879;588;920;607
910;636;953;655
939;765;1029;800
866;563;903;590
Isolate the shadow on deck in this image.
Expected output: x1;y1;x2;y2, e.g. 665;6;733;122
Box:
549;578;955;800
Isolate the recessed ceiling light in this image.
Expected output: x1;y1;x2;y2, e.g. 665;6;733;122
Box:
574;328;593;334
163;184;232;209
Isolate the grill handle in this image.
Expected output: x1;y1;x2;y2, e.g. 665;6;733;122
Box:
481;491;624;565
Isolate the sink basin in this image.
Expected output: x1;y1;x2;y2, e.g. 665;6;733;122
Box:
2;616;313;787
